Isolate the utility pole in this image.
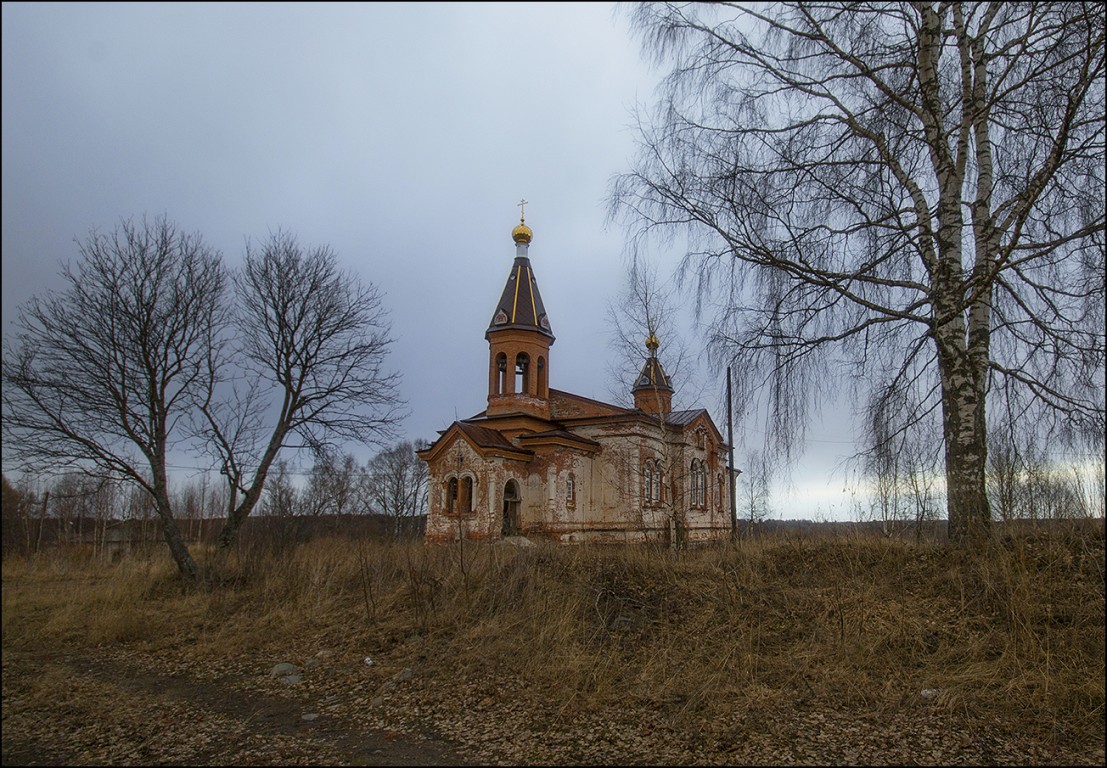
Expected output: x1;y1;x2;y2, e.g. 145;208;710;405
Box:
727;367;738;540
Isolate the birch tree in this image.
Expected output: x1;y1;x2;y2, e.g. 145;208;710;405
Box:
606;261;694;549
303;449;360;518
363;440;429;537
605;258;693;408
611;2;1105;545
742;449;775;528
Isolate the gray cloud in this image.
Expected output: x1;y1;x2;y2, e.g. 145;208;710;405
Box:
2;2;857;519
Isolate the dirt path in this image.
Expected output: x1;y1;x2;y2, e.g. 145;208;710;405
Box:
2;650;469;766
5;645;1103;766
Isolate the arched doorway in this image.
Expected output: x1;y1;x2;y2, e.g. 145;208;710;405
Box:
501;480;520;537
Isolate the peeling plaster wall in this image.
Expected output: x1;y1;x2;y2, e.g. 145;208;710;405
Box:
423;415;732;545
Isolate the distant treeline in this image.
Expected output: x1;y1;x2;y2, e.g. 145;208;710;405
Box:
1;437;432;562
0;510;425;560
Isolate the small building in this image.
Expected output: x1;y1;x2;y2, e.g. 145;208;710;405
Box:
417;209;731;546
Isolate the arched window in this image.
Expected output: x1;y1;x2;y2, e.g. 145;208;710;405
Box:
691;460;701;507
644;459;665;503
446;477;459;514
502;479;521;536
461;476;474;514
495;353;507;394
537;356;547;398
515;353;530;395
566;472;575;504
690;460;708;509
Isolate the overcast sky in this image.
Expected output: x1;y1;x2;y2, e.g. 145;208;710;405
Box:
2;2;863;520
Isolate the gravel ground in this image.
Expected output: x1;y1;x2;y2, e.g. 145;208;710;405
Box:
3;642;1103;766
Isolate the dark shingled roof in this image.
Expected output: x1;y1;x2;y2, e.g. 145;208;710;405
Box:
456;421;531;453
485;255;554;340
657;408;708;427
632;356;673;392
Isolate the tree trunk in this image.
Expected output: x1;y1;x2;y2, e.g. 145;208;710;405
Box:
216;494;249;550
35;491;48;554
215;424;288;550
153;461;200;583
215;469;269;550
936;336;992;545
923;1;992;546
158;510;200;583
150;484;200;579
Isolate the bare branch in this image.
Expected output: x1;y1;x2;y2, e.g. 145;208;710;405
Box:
611;1;1105;544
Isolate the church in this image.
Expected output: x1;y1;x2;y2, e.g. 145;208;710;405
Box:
417;207;732;546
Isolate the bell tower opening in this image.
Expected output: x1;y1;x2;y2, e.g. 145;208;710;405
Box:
515;353;530;396
495;352;507;395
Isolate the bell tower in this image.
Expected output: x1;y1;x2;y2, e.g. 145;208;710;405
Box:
485;201;554;419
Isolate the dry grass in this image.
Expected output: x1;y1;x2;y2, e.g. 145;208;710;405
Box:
3;521;1104;763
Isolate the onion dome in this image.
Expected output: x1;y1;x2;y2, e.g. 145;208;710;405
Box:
512;220;533;244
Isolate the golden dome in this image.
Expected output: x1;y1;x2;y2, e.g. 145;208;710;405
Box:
512;220;533;244
646;333;660;352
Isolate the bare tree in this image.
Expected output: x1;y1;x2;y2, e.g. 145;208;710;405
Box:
605;258;696;408
863;392;944;538
611;2;1105;546
260;459;300;519
257;458;302;548
362;440;429;538
175;475;216;546
738;449;773;530
986;423;1101;522
303;448;359;518
3;220;404;581
2;216;227;580
606;259;700;550
986;422;1026;523
2;474;36;557
202;230;405;550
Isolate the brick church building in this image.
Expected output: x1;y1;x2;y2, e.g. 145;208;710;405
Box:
417;209;732;545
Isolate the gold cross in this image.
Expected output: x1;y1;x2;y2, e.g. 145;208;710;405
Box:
517;198;528;222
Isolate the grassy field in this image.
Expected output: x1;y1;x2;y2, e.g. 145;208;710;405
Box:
3;522;1104;765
